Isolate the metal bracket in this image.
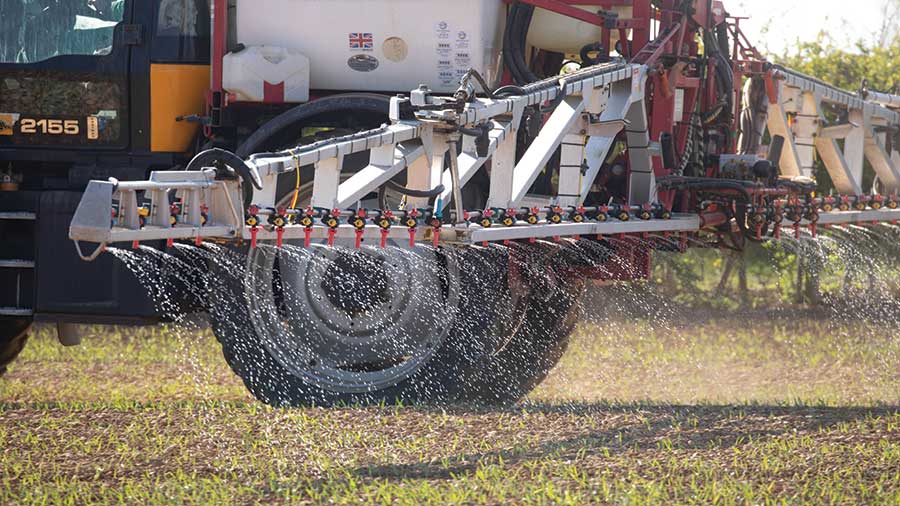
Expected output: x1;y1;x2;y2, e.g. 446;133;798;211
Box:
121;24;143;46
73;240;107;262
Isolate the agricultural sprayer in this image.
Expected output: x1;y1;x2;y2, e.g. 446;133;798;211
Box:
1;0;898;404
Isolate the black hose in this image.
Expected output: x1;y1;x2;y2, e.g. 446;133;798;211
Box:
580;43;605;66
660;132;677;170
656;176;754;200
501;5;520;83
715;53;733;101
716;22;729;53
385;180;445;198
702;102;726;125
768;135;785;166
186;148;263;190
542;79;569;112
493;85;527;98
458;69;495;99
507;4;531;83
705;25;734;122
249;124;390;163
776;179;816;193
503;3;539;85
377;181;446;209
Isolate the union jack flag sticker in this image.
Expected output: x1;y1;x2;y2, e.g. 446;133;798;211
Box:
349;33;374;50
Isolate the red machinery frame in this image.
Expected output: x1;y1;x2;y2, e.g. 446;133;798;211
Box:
203;0;768;248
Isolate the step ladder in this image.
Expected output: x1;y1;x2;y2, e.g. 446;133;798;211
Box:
0;211;35;318
630;21;683;65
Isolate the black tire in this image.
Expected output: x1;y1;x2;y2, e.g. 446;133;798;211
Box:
461;244;586;404
207;95;522;406
207;245;512;406
0;318;32;377
224;93;392;208
235;93;392;158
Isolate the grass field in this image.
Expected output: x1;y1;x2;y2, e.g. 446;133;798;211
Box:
2;299;900;504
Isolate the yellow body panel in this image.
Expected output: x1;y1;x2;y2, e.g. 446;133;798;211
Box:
150;64;210;153
0;113;16;136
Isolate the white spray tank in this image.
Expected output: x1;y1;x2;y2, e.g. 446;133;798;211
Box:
229;0;506;95
224;1;629;101
527;4;633;56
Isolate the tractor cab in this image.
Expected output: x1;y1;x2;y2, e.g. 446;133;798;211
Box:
0;0;211;331
0;0;211;160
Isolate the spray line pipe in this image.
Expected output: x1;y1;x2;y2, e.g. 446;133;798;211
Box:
244;204;670;220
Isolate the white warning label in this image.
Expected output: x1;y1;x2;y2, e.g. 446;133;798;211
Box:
435;21;450;40
632;68;643;95
435;22;475;88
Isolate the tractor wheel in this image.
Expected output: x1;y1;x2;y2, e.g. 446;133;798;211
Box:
461;243;586;404
0;318;32;377
204;94;550;406
207;244;512;406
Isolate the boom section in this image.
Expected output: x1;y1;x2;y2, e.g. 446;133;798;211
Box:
68;61;900;258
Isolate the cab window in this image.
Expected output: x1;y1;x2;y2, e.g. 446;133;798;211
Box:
0;0;126;63
152;0;210;63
